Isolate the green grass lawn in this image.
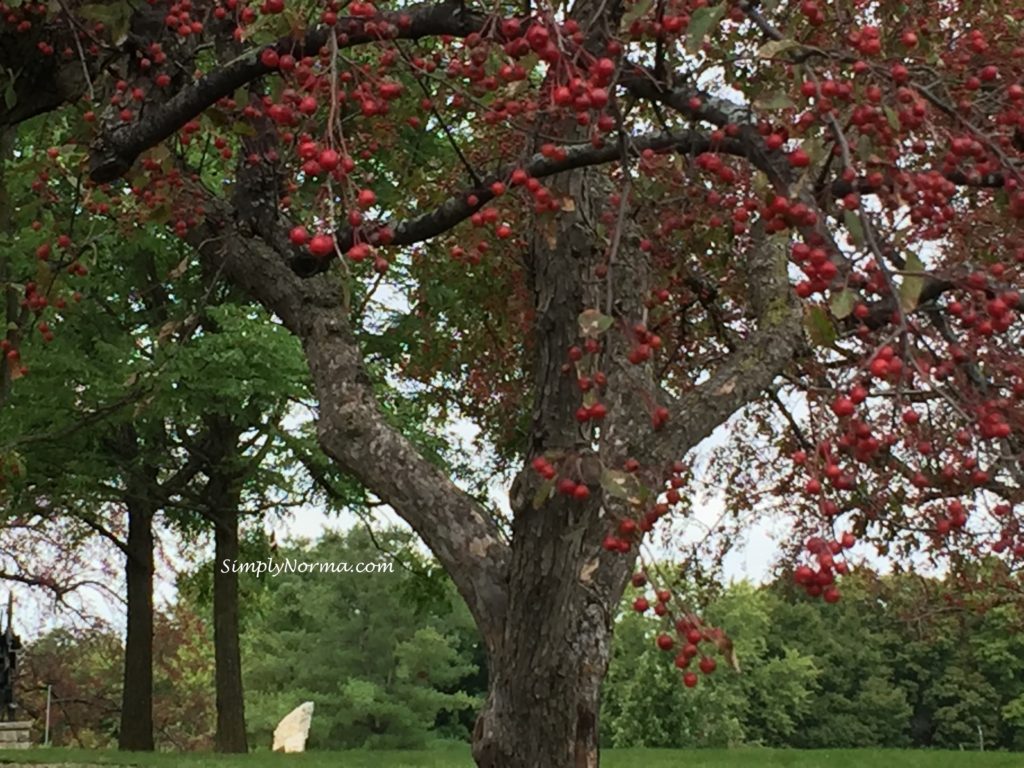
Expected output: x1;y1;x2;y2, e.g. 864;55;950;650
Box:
0;746;1021;768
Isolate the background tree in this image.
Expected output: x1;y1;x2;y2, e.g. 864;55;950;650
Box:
17;605;217;750
0;163;312;750
604;569;1024;750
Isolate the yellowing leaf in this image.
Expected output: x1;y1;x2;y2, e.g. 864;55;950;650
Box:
714;377;737;396
754;91;796;111
578;309;614;337
168;256;190;280
757;39;799;58
900;252;925;311
579;558;600;584
542;219;558;249
5;355;23;381
157;321;180;345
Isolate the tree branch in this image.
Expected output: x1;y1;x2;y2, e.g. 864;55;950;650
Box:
293;128;747;275
181;178;512;653
87;0;487;183
651;224;806;462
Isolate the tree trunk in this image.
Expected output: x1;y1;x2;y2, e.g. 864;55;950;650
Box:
212;506;248;753
201;412;249;754
473;622;609;768
472;497;633;768
119;503;155;751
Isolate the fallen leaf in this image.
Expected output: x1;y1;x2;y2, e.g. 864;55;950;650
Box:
714;378;737;396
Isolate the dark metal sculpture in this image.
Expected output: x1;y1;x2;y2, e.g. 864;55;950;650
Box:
0;595;21;722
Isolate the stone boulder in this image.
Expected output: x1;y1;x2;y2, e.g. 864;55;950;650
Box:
272;701;315;753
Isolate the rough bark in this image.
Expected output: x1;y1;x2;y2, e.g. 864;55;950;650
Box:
473;3;643;757
472;177;627;767
472;522;630;768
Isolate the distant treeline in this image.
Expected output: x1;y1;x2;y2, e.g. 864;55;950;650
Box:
16;529;1024;751
604;567;1024;751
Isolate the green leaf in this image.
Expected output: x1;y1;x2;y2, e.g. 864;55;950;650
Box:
2;83;14;111
829;289;857;320
883;106;900;132
843;210;864;247
900;252;925;311
79;1;134;43
622;0;653;26
856;134;874;163
802;136;828;167
579;309;614;337
148;205;171;225
804;306;836;347
600;469;630;499
78;2;126;25
686;4;726;54
205;108;230;128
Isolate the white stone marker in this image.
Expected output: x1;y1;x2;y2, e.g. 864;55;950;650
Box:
272;701;315;753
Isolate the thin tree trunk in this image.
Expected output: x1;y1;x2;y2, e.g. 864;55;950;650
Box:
212;505;247;753
203;413;249;754
119;502;154;751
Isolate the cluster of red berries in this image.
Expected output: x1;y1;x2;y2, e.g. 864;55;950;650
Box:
793;535;854;603
529;456;590;501
630;572;721;688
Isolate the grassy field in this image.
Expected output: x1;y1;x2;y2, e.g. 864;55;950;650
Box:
0;746;1021;768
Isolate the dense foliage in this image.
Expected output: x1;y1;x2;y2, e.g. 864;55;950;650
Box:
229;528;483;750
606;568;1024;751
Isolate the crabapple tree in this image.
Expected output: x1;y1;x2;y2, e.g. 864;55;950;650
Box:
0;0;1023;765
